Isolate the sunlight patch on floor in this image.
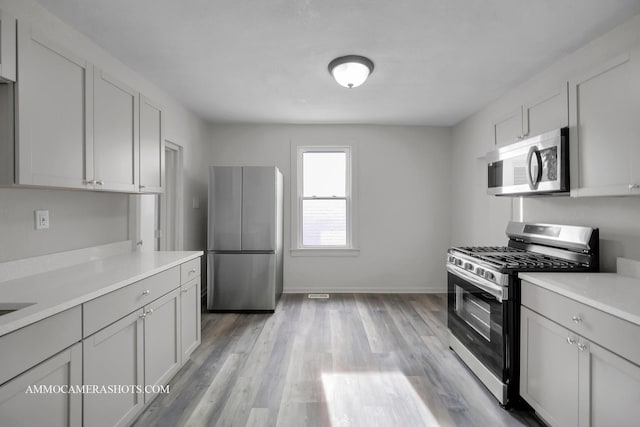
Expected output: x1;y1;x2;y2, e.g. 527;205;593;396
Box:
321;371;441;427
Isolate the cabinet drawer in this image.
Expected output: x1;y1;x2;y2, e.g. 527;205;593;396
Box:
83;266;179;337
522;280;640;366
0;306;81;385
180;258;200;285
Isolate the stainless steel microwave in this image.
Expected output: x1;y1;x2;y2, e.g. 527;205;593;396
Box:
486;127;569;196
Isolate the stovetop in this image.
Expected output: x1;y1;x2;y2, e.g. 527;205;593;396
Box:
449;246;587;271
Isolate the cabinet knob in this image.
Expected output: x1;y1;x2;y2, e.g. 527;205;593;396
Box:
629;184;640;190
142;290;151;296
96;180;104;186
139;313;146;319
84;180;97;185
145;309;154;316
577;342;587;352
139;185;146;189
572;315;582;324
189;268;197;274
567;336;577;345
181;289;189;293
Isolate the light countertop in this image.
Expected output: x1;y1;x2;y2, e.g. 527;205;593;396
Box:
519;272;640;327
0;251;203;337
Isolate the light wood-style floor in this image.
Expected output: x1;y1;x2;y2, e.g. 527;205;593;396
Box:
133;294;543;427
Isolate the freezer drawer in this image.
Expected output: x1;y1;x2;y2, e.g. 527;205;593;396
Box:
207;253;277;311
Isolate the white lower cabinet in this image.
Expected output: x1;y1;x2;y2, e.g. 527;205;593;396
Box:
520;306;580;427
180;277;201;361
83;310;144;427
521;289;640;427
0;342;82;427
143;288;181;404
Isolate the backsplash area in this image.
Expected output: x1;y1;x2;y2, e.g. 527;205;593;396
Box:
523;196;640;272
0;188;128;263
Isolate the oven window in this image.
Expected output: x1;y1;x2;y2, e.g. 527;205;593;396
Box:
455;285;491;341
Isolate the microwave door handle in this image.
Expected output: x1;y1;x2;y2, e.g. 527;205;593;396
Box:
526;146;543;190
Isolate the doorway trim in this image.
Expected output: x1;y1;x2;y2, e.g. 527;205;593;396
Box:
159;140;184;250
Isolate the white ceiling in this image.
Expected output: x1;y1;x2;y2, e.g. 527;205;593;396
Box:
34;0;640;126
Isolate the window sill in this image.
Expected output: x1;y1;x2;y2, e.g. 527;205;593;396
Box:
289;248;360;257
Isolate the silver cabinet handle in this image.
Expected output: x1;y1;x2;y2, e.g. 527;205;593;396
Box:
189;268;197;274
142;290;151;296
567;336;577;345
572;316;582;324
84;180;97;185
577;342;587;352
139;309;154;319
96;180;104;186
181;289;189;293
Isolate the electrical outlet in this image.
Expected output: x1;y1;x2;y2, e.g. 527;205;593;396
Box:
35;210;49;230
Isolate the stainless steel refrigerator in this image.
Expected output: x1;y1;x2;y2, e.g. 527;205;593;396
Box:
207;166;283;311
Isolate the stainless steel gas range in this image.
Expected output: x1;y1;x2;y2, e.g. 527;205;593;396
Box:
446;221;599;408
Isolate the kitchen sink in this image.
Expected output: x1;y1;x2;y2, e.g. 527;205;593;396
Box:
0;303;35;316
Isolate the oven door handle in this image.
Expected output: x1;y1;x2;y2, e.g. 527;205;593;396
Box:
446;264;508;301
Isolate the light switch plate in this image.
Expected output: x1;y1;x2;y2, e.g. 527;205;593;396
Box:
35;210;49;230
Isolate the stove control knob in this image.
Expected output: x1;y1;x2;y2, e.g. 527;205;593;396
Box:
485;272;495;281
455;258;463;267
464;262;473;271
476;268;485;276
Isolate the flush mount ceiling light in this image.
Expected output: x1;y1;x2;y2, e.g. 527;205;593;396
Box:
328;55;374;89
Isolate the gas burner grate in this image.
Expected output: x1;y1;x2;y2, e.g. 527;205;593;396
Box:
477;252;582;270
452;246;524;254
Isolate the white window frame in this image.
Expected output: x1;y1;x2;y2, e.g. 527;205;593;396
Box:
290;144;359;256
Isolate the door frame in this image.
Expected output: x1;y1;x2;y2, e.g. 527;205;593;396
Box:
159;140;184;250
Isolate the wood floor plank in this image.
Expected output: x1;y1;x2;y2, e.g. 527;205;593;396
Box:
133;294;544;427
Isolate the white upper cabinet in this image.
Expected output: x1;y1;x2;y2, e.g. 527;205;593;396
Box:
523;83;569;138
16;25;92;189
491;83;569;149
0;9;16;82
92;69;139;192
139;95;164;193
492;106;523;148
569;47;640;197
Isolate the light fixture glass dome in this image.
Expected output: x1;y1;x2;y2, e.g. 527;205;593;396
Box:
328;55;374;89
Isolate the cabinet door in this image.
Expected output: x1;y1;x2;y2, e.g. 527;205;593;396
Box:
580;340;640;427
180;277;201;361
523;82;568;138
16;26;92;189
93;68;139;192
144;288;181;403
83;310;144;427
492;106;523;148
139;95;164;193
0;9;17;82
569;48;640;197
520;306;580;427
0;342;82;427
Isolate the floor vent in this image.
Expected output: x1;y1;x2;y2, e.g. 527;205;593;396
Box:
307;293;330;299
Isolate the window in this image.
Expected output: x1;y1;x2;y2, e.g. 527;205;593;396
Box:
293;145;357;254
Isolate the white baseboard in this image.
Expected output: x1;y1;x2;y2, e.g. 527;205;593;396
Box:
283;286;444;294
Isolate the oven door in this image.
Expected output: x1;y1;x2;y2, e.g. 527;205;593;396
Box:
447;271;505;380
486;127;568;196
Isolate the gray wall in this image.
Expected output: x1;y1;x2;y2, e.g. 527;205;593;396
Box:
451;13;640;272
209;124;452;292
0;188;128;262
